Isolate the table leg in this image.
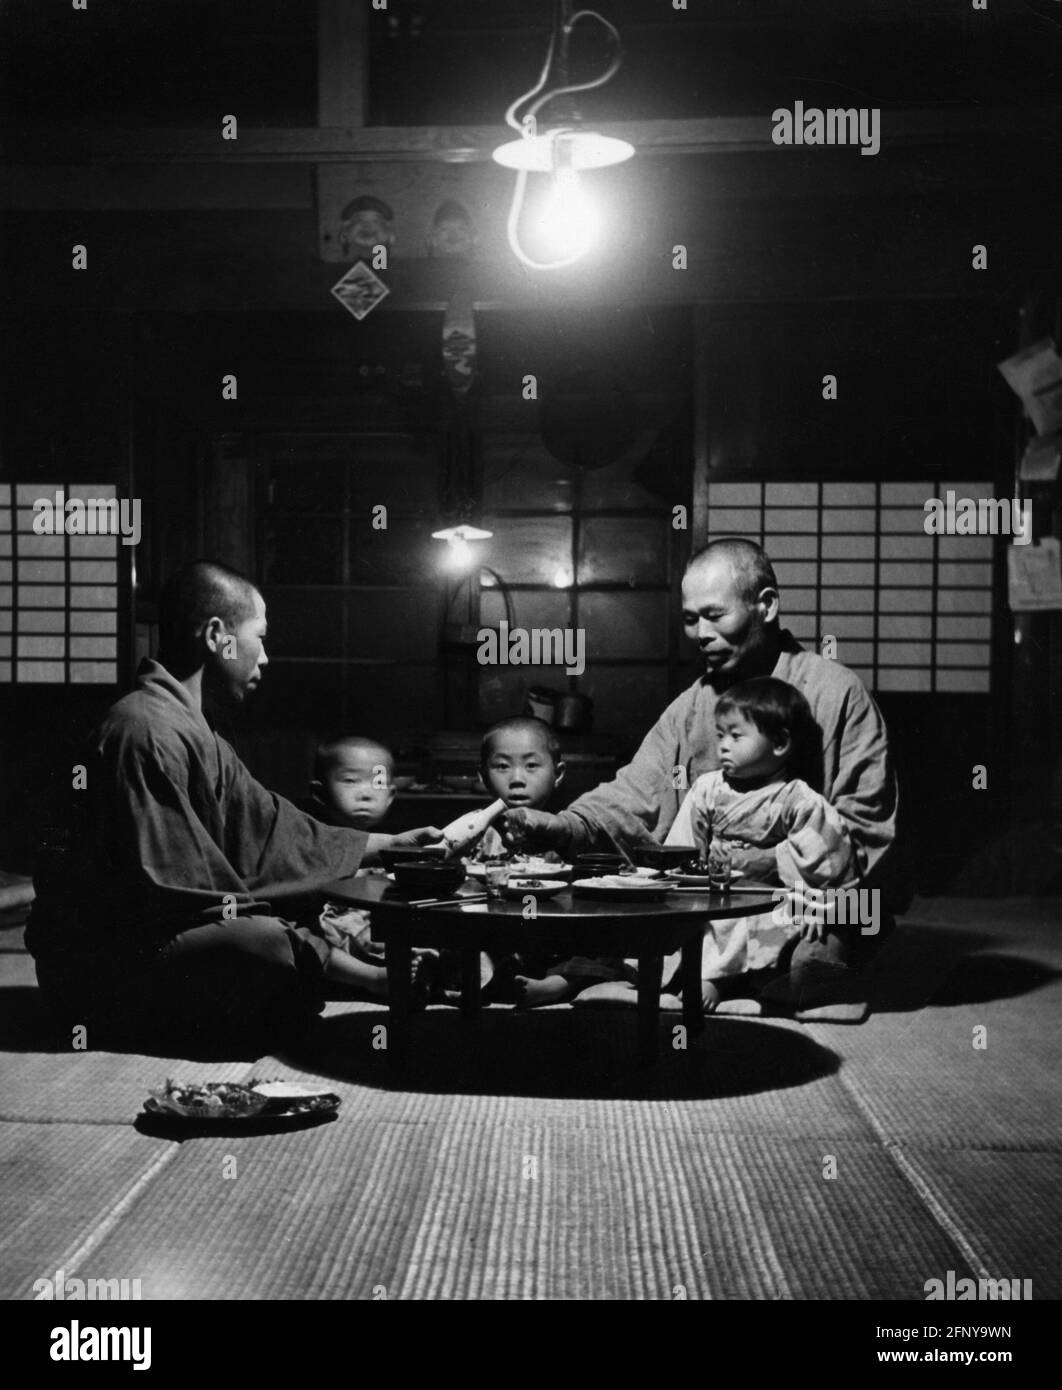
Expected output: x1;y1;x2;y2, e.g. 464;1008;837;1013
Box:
680;933;707;1038
460;948;482;1017
636;953;664;1065
385;923;413;1063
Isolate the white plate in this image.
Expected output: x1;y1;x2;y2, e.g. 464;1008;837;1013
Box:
571;876;675;900
251;1081;337;1101
665;869;745;887
466;859;573;879
502;878;568;900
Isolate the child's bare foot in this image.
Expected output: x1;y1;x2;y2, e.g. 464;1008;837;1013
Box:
410;950;439;1009
667;980;722;1013
513;975;572;1009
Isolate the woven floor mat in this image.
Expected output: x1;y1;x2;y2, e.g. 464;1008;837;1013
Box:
0;1050;258;1126
901;897;1061;939
805;938;1062;1150
894;1147;1062;1299
73;1121;965;1301
0;1121;176;1300
267;1007;874;1141
0;950;263;1124
273;1001;861;1111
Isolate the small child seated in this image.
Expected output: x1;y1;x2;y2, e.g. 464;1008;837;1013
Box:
665;676;855;1012
476;716;634;1009
305;734;435;1003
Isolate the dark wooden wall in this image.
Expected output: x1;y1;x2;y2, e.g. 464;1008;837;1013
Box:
2;0;1060;891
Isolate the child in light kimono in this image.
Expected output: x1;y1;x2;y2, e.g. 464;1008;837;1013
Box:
665;677;855;1011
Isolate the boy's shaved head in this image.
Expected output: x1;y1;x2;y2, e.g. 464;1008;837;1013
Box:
314;735;394;783
481;716;560;766
158;560;261;665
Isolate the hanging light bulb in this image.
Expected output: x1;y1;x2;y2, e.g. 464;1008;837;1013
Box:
432;522;492;572
493;5;631;271
535;164;599;261
448;535;473;569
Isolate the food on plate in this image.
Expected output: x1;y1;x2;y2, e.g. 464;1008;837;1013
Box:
149;1079;269;1119
466;854;568;877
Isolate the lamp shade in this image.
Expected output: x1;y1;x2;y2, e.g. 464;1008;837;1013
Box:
431;523;493;543
492;129;634;173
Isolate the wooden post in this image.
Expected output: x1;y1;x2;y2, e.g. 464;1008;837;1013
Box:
691;306;711;550
317;0;368;129
1010;292;1062;889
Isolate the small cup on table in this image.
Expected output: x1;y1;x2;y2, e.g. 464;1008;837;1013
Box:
707;839;733;892
484;862;511;900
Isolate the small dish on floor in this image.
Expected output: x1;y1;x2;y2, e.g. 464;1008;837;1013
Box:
140;1096;340;1131
142;1079;341;1129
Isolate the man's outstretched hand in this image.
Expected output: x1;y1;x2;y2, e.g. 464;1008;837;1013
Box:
392;825;446;851
498;808;570;854
364;826;445;863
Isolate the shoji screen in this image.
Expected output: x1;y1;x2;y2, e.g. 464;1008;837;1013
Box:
0;483;121;685
703;481;995;693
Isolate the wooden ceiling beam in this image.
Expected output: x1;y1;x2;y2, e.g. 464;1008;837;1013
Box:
8;108;1060;166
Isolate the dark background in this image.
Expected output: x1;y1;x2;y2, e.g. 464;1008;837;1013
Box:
2;0;1061;894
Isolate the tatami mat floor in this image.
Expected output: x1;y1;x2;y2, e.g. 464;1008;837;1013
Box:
1;898;1059;1300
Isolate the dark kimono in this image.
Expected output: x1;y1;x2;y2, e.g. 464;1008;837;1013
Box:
27;660;367;1054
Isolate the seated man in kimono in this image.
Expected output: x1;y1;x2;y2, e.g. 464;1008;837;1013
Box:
501;538;901;1018
26;560;441;1057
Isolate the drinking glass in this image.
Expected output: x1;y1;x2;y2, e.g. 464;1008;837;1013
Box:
707;838;732;891
484;862;511;899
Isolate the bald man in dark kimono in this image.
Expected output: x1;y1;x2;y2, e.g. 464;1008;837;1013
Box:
27;561;439;1056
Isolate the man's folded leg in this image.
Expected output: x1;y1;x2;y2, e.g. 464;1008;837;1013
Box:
41;916;330;1059
137;916;329;1057
758;927;872;1023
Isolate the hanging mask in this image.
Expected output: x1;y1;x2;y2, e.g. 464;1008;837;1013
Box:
338;195;396;261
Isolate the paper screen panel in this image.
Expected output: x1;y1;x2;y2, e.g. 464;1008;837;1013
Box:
0;484;120;684
704;480;996;693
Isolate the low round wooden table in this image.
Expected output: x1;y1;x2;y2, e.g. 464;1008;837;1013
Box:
324;876;779;1065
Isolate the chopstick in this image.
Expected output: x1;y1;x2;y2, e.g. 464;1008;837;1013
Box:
408;892;489;909
615;842;640;872
669;883;778;894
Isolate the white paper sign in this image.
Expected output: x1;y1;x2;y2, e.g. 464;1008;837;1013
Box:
998;340;1062;437
1007;538;1062;612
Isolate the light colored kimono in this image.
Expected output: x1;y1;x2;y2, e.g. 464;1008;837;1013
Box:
556;631;897;894
667;770;856;977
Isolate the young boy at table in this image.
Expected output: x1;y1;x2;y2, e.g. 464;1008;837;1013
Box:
303;735;436;1003
474;716;635;1008
664;677;856;1011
